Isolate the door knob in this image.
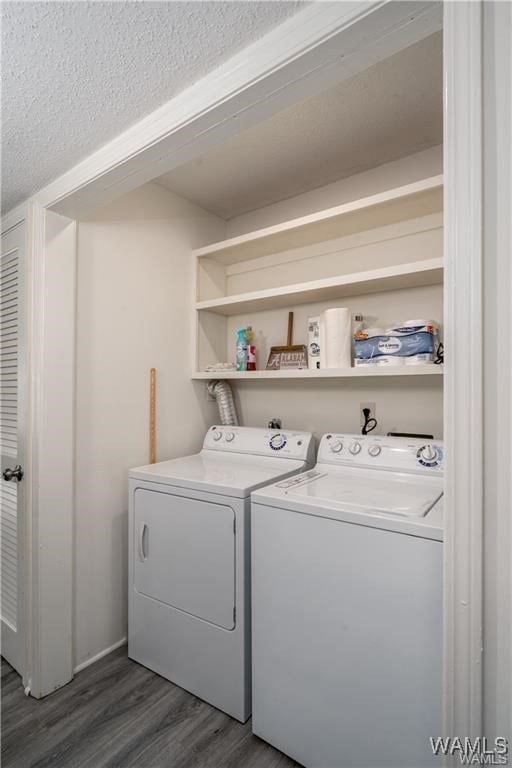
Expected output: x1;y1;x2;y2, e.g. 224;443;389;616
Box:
3;465;23;482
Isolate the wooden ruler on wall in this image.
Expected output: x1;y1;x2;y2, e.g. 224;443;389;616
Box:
149;368;156;464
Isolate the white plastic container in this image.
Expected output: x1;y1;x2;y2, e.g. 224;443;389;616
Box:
307;316;321;370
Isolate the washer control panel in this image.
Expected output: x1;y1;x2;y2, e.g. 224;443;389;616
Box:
276;469;325;489
204;426;315;463
319;434;444;474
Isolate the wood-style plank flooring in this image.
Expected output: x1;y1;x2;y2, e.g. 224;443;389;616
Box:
1;647;298;768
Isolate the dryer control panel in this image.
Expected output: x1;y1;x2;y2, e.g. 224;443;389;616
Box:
204;426;315;464
318;434;444;475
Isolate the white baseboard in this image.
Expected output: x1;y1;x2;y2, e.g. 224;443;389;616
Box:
73;637;127;674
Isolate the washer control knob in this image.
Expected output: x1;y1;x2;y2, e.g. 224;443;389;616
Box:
270;433;287;451
225;432;235;443
349;442;362;455
368;444;381;457
213;431;222;441
419;444;438;463
330;440;343;454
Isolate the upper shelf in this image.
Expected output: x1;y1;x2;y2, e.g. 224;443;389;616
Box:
196;258;443;316
193;175;443;265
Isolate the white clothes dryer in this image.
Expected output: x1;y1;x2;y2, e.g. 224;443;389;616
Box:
128;425;314;722
251;433;444;767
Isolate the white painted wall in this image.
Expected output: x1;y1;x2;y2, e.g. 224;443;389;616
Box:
235;373;442;439
482;0;512;739
226;145;443;236
74;183;224;669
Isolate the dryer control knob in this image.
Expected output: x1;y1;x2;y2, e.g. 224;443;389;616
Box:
368;444;381;457
270;433;287;451
213;431;222;441
349;442;362;455
330;440;343;453
225;432;235;442
419;444;437;463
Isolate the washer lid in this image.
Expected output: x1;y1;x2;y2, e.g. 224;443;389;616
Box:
279;467;443;518
130;451;307;497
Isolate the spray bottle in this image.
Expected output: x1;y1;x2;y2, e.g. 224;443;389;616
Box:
236;328;248;371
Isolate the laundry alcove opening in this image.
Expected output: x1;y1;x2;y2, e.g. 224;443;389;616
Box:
73;31;444;678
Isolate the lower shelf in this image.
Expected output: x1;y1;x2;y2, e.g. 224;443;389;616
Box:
191;366;443;380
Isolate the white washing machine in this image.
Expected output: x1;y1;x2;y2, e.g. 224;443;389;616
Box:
251;433;443;768
128;425;314;722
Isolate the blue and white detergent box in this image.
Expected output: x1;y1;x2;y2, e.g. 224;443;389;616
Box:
354;321;439;366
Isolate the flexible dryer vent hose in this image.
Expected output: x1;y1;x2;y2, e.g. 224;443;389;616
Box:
207;380;239;426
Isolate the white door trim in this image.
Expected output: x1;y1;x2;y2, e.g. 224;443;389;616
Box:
25;201;47;696
481;1;512;737
443;0;484;739
29;205;76;698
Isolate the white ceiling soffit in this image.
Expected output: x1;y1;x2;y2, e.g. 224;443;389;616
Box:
157;32;443;219
2;1;442;222
1;0;307;212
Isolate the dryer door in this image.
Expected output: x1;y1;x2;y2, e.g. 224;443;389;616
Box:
133;489;235;629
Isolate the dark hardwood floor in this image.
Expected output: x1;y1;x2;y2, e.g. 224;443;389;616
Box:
1;647;298;768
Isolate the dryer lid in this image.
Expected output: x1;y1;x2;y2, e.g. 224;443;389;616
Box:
130;452;307;497
281;467;443;518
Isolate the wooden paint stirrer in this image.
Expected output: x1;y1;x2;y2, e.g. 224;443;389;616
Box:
149;368;156;464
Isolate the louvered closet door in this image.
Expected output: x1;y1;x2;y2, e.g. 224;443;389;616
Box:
1;222;26;674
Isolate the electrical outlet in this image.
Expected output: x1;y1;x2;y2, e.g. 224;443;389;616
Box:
360;402;376;428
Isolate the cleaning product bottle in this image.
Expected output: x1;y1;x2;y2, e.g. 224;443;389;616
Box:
236;328;248;371
353;314;365;366
246;326;256;371
353;313;365;339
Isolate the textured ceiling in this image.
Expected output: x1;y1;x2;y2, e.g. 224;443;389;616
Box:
157;32;443;220
1;0;306;212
